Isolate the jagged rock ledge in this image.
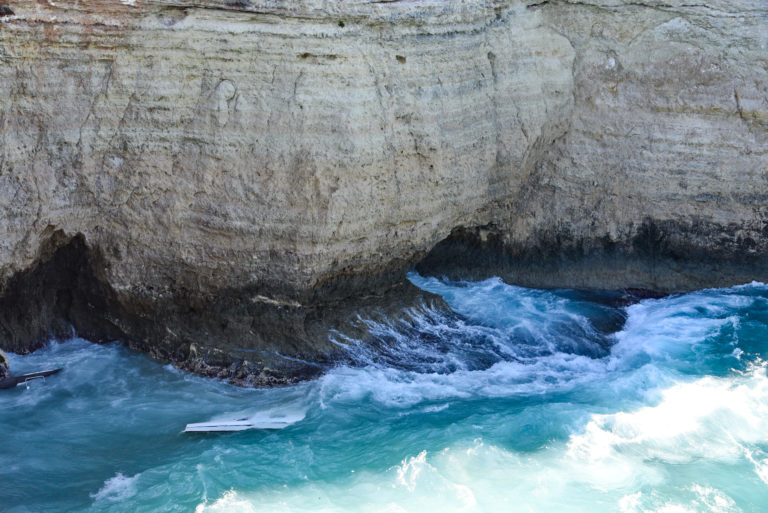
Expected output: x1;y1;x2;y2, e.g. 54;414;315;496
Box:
0;231;444;385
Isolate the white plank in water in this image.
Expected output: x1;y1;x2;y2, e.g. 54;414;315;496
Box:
184;418;295;433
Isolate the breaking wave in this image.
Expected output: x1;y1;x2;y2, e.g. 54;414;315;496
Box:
4;274;768;511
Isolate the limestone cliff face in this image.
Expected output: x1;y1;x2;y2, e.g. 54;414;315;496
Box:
419;0;768;291
0;0;766;383
498;0;768;291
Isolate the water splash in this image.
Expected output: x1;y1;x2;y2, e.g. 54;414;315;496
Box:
4;277;768;511
90;473;140;503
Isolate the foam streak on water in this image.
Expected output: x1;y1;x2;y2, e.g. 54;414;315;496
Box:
3;274;768;512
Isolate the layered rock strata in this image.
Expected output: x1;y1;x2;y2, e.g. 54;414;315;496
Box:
419;0;768;292
0;0;765;383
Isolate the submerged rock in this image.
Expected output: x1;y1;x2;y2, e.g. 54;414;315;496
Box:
0;0;765;384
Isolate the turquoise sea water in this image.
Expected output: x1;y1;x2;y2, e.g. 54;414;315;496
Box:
3;272;768;512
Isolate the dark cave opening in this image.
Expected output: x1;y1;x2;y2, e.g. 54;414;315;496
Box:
0;232;123;354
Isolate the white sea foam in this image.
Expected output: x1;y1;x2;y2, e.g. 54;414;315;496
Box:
322;276;625;407
409;274;610;356
607;291;749;370
8;279;768;512
618;486;740;513
564;363;768;498
197;362;768;513
317;350;609;408
90;472;140;502
317;277;765;411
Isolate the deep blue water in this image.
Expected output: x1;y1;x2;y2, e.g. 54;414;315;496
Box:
3;273;768;512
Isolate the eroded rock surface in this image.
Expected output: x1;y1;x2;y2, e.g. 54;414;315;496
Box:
0;349;8;380
0;0;765;383
419;1;768;291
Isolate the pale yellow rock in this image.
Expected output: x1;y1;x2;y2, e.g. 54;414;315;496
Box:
0;0;574;298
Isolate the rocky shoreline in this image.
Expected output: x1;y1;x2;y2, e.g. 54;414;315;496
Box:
0;0;766;385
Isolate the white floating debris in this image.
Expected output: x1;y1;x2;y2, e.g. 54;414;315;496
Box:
184;409;306;433
184;418;295;432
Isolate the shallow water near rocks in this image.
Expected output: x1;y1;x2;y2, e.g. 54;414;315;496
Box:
3;272;768;512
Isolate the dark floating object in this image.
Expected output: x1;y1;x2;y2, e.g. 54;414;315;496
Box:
0;5;14;17
0;368;62;390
